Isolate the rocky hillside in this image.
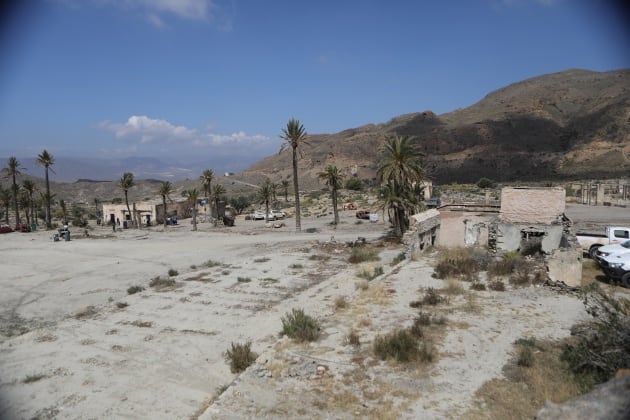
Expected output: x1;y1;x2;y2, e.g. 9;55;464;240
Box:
242;69;630;187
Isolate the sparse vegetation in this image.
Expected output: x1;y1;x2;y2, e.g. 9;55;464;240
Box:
116;302;129;309
289;263;303;269
391;252;406;266
75;306;97;319
334;296;348;310
23;373;47;384
349;247;380;264
254;257;271;263
410;287;447;307
237;276;252;283
470;281;487;291
167;268;179;277
356;266;384;281
225;341;258;373
204;260;222;268
280;308;320;342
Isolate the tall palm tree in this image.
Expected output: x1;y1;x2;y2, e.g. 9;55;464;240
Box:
158;181;173;229
37;150;54;228
22;179;36;226
376;135;426;239
185;188;199;231
256;179;274;223
317;165;345;226
0;186;11;224
280;180;290;202
2;157;23;227
118;172;135;227
280;119;309;232
211;183;227;226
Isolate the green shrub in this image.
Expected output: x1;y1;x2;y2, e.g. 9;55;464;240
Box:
127;285;144;295
356;266;384;281
349;248;380;264
345;178;364;191
391;252;406;266
517;345;534;367
168;268;179;277
280;308;320;342
476;177;496;189
226;341;258;373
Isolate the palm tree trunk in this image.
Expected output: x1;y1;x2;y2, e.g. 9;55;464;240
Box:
124;191;131;227
292;147;301;232
162;196;168;229
192;209;197;231
45;167;51;228
332;186;339;226
12;174;19;227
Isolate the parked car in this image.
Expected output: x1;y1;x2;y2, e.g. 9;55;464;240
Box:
426;198;441;208
599;252;630;287
252;210;266;220
268;209;286;220
356;210;370;220
594;239;630;264
576;226;630;259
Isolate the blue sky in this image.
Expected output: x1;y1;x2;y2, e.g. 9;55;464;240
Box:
0;0;628;174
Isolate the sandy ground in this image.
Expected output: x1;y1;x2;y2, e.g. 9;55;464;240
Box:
0;207;612;419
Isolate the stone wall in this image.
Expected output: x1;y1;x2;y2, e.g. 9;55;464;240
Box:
404;209;441;258
500;187;565;224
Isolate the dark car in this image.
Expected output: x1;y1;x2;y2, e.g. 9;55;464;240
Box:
356;210;370;220
426;198;441;208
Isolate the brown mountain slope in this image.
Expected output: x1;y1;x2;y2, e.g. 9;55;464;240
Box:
243;69;630;186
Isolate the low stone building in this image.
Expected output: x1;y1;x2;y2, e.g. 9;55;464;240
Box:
403;209;441;258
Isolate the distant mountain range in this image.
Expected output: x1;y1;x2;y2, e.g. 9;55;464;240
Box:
2;68;629;202
244;68;630;187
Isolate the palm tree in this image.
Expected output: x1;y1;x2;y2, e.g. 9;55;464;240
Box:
317;165;345;226
19;188;30;226
185;188;199;231
200;169;214;199
118;172;135;227
2;157;23;227
280;180;290;202
158;181;173;229
376;135;426;239
0;186;11;224
280;119;309;232
22;179;36;226
37;150;54;228
211;183;227;226
256;179;274;223
59;199;67;224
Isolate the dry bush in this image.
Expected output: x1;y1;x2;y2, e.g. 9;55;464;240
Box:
470;281;487;291
167;268;178;277
346;330;360;347
149;276;176;289
75;306;97;319
488;279;506;291
355;280;369;291
349;247;380;264
334;296;348;310
373;329;433;363
280;308;320;342
410;287;448;308
433;247;491;280
356;266;384;281
442;279;465;295
561;286;630;387
226;341;258;373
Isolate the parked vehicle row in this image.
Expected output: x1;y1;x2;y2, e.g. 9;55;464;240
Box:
576;226;630;259
252;209;287;221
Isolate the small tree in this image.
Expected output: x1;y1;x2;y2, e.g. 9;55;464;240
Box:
211;184;227;226
256;179;273;222
36;150;54;228
2;157;23;227
476;177;496;189
280;180;290;202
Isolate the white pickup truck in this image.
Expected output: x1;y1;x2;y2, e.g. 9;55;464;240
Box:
599;252;630;287
576;226;630;259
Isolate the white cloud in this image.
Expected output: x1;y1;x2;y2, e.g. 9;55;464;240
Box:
98;115;272;153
